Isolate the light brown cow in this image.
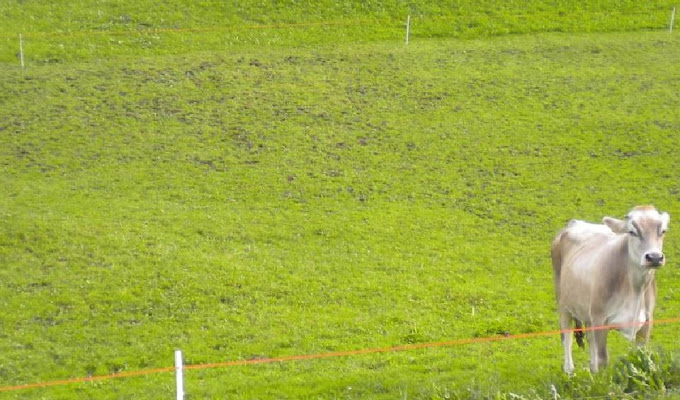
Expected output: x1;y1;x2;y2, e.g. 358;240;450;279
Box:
551;206;670;373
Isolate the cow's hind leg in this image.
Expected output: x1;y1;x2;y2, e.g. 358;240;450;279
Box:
559;310;575;374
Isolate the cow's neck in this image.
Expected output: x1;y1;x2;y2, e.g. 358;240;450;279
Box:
620;239;654;293
626;261;655;294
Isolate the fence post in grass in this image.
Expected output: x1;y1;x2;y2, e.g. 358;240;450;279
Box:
670;7;676;33
175;350;184;400
405;15;411;44
19;34;25;69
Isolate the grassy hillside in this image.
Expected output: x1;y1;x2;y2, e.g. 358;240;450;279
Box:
2;1;680;399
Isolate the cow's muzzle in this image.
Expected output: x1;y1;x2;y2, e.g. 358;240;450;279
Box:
644;252;665;268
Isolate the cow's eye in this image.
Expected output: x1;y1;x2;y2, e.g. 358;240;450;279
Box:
660;229;667;236
628;230;638;237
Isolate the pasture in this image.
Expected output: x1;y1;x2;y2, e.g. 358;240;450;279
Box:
2;1;680;398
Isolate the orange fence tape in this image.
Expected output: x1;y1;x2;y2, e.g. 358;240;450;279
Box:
2;317;680;393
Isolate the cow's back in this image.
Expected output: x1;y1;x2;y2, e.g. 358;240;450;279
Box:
552;220;615;311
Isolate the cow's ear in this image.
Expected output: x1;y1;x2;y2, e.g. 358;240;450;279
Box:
603;216;627;233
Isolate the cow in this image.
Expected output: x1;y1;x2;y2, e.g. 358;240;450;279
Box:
550;206;670;373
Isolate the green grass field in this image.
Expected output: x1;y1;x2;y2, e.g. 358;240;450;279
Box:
2;1;680;399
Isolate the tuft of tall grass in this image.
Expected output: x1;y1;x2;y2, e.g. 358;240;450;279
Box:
548;347;680;400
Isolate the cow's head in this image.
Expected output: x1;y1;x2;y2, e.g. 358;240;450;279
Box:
603;206;670;268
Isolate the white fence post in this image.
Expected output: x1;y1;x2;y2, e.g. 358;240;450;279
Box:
670;7;676;33
175;350;184;400
405;15;411;44
19;34;24;69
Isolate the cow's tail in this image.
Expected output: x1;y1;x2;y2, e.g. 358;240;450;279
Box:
574;319;585;348
550;228;568;303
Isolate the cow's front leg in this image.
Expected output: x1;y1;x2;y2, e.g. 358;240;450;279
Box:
588;324;608;373
596;329;609;370
635;316;652;346
637;283;655;346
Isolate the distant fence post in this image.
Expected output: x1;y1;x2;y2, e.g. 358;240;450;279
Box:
405;15;411;44
175;350;184;400
671;7;676;33
19;34;25;69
